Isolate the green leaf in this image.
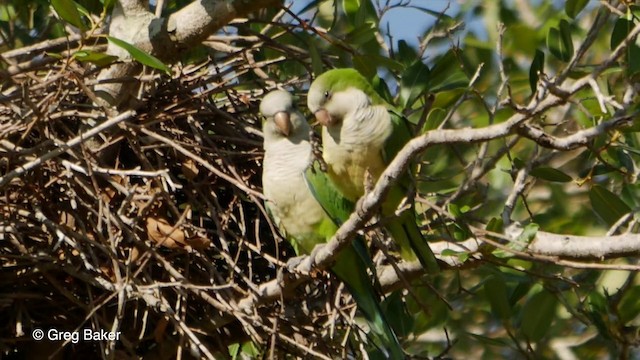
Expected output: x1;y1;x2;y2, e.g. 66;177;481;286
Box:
529;49;544;94
466;332;512;347
345;23;377;46
516;223;539;244
396;40;418;67
440;249;458;257
410;5;454;19
457;251;470;263
228;343;240;357
521;289;558;342
530;166;572;182
586;292;613;340
565;0;589;19
428;51;468;93
589;184;631;226
0;4;16;21
486;217;503;233
509;281;533;306
241;341;259;356
618;286;640;324
303;34;323;77
72;50;118;66
101;0;116;12
448;203;462;217
342;0;377;27
353;54;402;79
106;36;171;75
399;60;430;108
422;108;446;132
604;147;634;173
484;275;512;320
382;291;414;337
372;75;394;104
512;157;525;170
610;18;640;76
547;20;574;62
51;0;86;30
611;18;633;50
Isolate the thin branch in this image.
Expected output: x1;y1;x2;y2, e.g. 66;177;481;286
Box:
0;110;136;189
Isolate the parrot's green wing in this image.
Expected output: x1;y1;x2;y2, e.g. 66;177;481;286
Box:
303;161;380;284
304;162;356;226
380;109;440;274
382;108;414;172
304;162;405;359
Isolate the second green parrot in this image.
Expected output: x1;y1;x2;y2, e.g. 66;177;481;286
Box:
307;68;439;274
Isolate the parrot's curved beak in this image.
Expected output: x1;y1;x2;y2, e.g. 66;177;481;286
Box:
314;109;333;126
273;111;291;136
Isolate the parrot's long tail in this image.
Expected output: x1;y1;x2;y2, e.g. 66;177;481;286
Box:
331;243;405;359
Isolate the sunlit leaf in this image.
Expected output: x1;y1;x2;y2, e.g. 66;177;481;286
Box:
0;4;16;21
72;50;118;66
51;0;86;30
516;223;539;244
107;36;171;75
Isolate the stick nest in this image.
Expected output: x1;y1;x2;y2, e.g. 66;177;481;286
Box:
0;38;356;358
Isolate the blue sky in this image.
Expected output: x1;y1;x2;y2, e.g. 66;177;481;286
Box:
288;1;461;48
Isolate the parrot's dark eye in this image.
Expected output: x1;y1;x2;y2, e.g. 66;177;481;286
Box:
324;91;330;99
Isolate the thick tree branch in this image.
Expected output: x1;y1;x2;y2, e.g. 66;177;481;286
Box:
97;0;280;107
515;113;634;150
529;232;640;258
169;0;279;51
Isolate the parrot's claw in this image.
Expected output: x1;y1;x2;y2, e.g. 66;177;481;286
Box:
285;255;307;273
286;245;324;275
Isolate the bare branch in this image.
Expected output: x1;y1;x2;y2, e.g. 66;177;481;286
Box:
0;110;136;189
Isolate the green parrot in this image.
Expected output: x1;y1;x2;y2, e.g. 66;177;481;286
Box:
307;68;439;274
260;89;404;359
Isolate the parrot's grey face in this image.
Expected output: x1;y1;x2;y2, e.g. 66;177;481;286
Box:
308;85;369;128
260;90;295;137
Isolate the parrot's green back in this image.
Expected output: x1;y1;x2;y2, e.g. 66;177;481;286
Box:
304;163;405;359
381;110;440;274
308;68;439;275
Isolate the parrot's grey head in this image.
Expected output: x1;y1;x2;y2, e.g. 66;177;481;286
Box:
307;68;375;128
260;90;309;141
